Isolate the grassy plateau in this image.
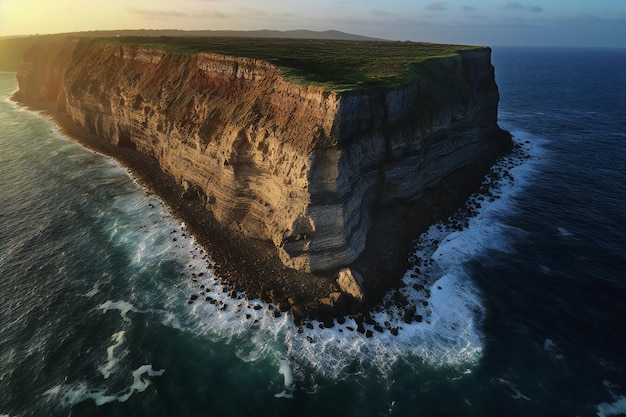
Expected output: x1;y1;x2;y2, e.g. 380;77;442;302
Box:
109;36;480;91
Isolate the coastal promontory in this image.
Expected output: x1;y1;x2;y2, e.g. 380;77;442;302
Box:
11;35;512;320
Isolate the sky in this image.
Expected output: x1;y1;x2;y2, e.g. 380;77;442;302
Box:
1;0;625;47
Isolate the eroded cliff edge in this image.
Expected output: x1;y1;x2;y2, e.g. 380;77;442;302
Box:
14;37;511;316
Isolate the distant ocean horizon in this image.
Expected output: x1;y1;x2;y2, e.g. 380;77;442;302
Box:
1;46;625;417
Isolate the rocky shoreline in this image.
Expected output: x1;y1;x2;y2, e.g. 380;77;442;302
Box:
14;92;510;330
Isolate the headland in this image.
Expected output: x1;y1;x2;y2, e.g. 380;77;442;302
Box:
9;34;512;325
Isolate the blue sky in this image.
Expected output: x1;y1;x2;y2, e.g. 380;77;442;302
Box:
1;0;625;47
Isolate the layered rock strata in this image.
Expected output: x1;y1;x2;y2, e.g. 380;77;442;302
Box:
15;38;511;280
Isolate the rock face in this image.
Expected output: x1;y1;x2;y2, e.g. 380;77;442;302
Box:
15;38;511;274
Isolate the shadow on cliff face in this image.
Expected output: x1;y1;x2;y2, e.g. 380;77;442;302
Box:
352;127;513;308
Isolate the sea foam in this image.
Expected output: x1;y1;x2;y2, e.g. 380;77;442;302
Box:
598;396;626;417
45;364;165;407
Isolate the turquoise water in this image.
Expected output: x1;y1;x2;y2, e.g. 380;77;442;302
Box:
1;46;625;417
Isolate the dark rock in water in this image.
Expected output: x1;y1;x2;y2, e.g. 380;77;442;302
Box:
415;314;423;323
357;322;366;334
373;324;384;333
337;315;346;325
346;326;355;332
390;327;399;336
273;310;281;318
365;330;373;338
277;301;290;312
306;336;314;344
189;294;198;301
253;304;262;310
245;314;251;320
187;300;193;304
362;311;376;326
323;317;334;328
291;304;306;326
305;322;314;330
404;305;416;324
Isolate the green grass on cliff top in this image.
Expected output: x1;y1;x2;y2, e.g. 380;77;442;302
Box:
106;37;482;91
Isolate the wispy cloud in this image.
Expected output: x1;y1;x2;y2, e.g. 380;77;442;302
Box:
503;2;525;10
130;8;228;20
503;2;544;12
462;5;477;12
372;9;395;17
237;8;296;20
240;7;266;17
426;2;446;12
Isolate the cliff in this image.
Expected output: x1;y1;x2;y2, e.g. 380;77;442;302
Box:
14;37;511;291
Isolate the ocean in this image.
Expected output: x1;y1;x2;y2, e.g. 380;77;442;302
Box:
1;46;625;417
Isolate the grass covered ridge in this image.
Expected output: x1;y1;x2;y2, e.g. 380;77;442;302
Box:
104;37;483;91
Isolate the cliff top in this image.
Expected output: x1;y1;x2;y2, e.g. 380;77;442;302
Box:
2;33;485;91
99;36;483;91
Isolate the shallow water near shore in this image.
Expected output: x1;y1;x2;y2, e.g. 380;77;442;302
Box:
2;46;626;417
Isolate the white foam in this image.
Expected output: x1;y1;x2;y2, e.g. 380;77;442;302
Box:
98;300;143;322
274;359;295;399
597;396;626;417
83;282;101;298
98;331;126;379
45;364;165;407
558;227;573;237
493;378;532;401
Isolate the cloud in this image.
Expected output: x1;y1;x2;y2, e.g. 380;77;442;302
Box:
240;7;266;17
557;13;605;25
502;2;544;12
426;2;446;11
372;9;395;17
237;8;296;20
462;5;477;12
130;9;188;19
130;8;228;20
503;2;525;9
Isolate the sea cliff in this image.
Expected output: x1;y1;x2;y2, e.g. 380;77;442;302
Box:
13;36;511;318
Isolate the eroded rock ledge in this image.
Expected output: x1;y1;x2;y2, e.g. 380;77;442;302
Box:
13;37;512;320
